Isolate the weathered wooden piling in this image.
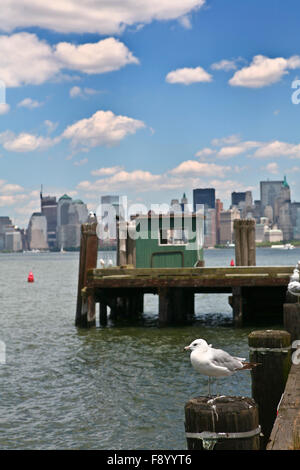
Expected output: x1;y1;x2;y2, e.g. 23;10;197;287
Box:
234;219;256;266
75;223;98;327
267;360;300;450
283;303;300;343
158;287;194;326
185;396;260;450
248;330;291;448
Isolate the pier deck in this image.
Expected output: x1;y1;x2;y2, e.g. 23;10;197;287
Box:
75;265;294;327
87;266;293;290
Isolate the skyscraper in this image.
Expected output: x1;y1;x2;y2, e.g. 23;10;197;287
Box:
40;186;57;249
193;188;215;211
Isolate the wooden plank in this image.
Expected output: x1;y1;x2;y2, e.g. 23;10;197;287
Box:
267;362;300;450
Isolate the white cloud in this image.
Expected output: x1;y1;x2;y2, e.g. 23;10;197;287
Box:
211;59;240;71
70;86;100;99
166;66;212;85
263;162;279;174
18;97;43;109
253;140;300;159
0;109;145;153
55;37;139;74
0;103;10;114
0;33;139;87
211;134;241;146
69;86;82;98
195;147;216;159
44;120;58;134
1;1;206;34
62;110;145;150
178;15;192;29
0;130;58;152
229;55;300;88
170;160;230;178
91;166;124;176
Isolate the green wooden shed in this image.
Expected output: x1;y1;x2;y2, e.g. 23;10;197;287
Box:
117;212;204;268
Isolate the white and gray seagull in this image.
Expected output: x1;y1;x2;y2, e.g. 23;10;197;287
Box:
184;338;259;396
287;263;300;302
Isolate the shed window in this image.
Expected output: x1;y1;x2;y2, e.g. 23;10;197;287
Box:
159;229;188;245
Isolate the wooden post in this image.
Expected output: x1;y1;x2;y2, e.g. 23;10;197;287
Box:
231;287;243;327
234;219;256;267
240;224;248;266
248;330;291;448
283;303;300;343
234;220;242;267
99;303;108;326
75;223;98;327
185;396;260;450
159;288;194;325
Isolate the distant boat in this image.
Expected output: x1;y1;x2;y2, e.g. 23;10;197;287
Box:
226;241;235;248
271;244;295;250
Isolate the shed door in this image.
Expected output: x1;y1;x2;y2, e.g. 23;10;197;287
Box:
151;251;184;268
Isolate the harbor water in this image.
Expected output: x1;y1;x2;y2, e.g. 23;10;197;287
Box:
0;248;298;450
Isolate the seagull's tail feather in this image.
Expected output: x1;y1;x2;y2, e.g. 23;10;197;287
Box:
237;361;261;371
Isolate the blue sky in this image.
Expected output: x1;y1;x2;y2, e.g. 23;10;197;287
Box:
1;0;300;226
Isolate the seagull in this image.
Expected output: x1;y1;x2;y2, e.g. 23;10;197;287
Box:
184;338;259;396
290;268;300;282
99;258;105;268
288;280;300;303
107;259;113;267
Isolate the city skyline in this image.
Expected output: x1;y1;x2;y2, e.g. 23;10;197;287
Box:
2;1;300;227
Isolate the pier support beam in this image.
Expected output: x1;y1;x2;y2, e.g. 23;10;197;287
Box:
248;330;291;449
158;288;194;326
109;290;144;321
284;303;300;343
75;223;98;327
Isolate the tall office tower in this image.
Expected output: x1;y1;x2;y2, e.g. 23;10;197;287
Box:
204;208;216;247
260;179;285;217
57;194;88;249
219;207;240;244
0;216;13;250
40;186;57;249
193;188;215;212
27;213;48;250
215;198;223;245
231;192;246;206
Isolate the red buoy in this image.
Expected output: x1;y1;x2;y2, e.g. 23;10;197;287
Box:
230;259;235;267
27;271;34;282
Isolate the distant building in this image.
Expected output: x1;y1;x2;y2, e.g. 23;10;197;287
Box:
27;213;48;250
219;208;240;244
231;192;247;206
5;231;22;252
215;198;223;245
0;216;13;250
260;179;285;217
57;195;88;249
204;208;216;247
264;226;283;243
293;208;300;240
193;188;215;211
40;187;57;249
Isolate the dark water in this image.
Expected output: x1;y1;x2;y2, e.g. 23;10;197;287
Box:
0;248;298;450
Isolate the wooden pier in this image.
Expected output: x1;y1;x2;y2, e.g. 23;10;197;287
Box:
75;223;294;327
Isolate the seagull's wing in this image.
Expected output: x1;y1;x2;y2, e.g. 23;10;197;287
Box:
210;348;244;372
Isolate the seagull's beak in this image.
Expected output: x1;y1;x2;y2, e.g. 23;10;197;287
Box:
184;346;190;351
